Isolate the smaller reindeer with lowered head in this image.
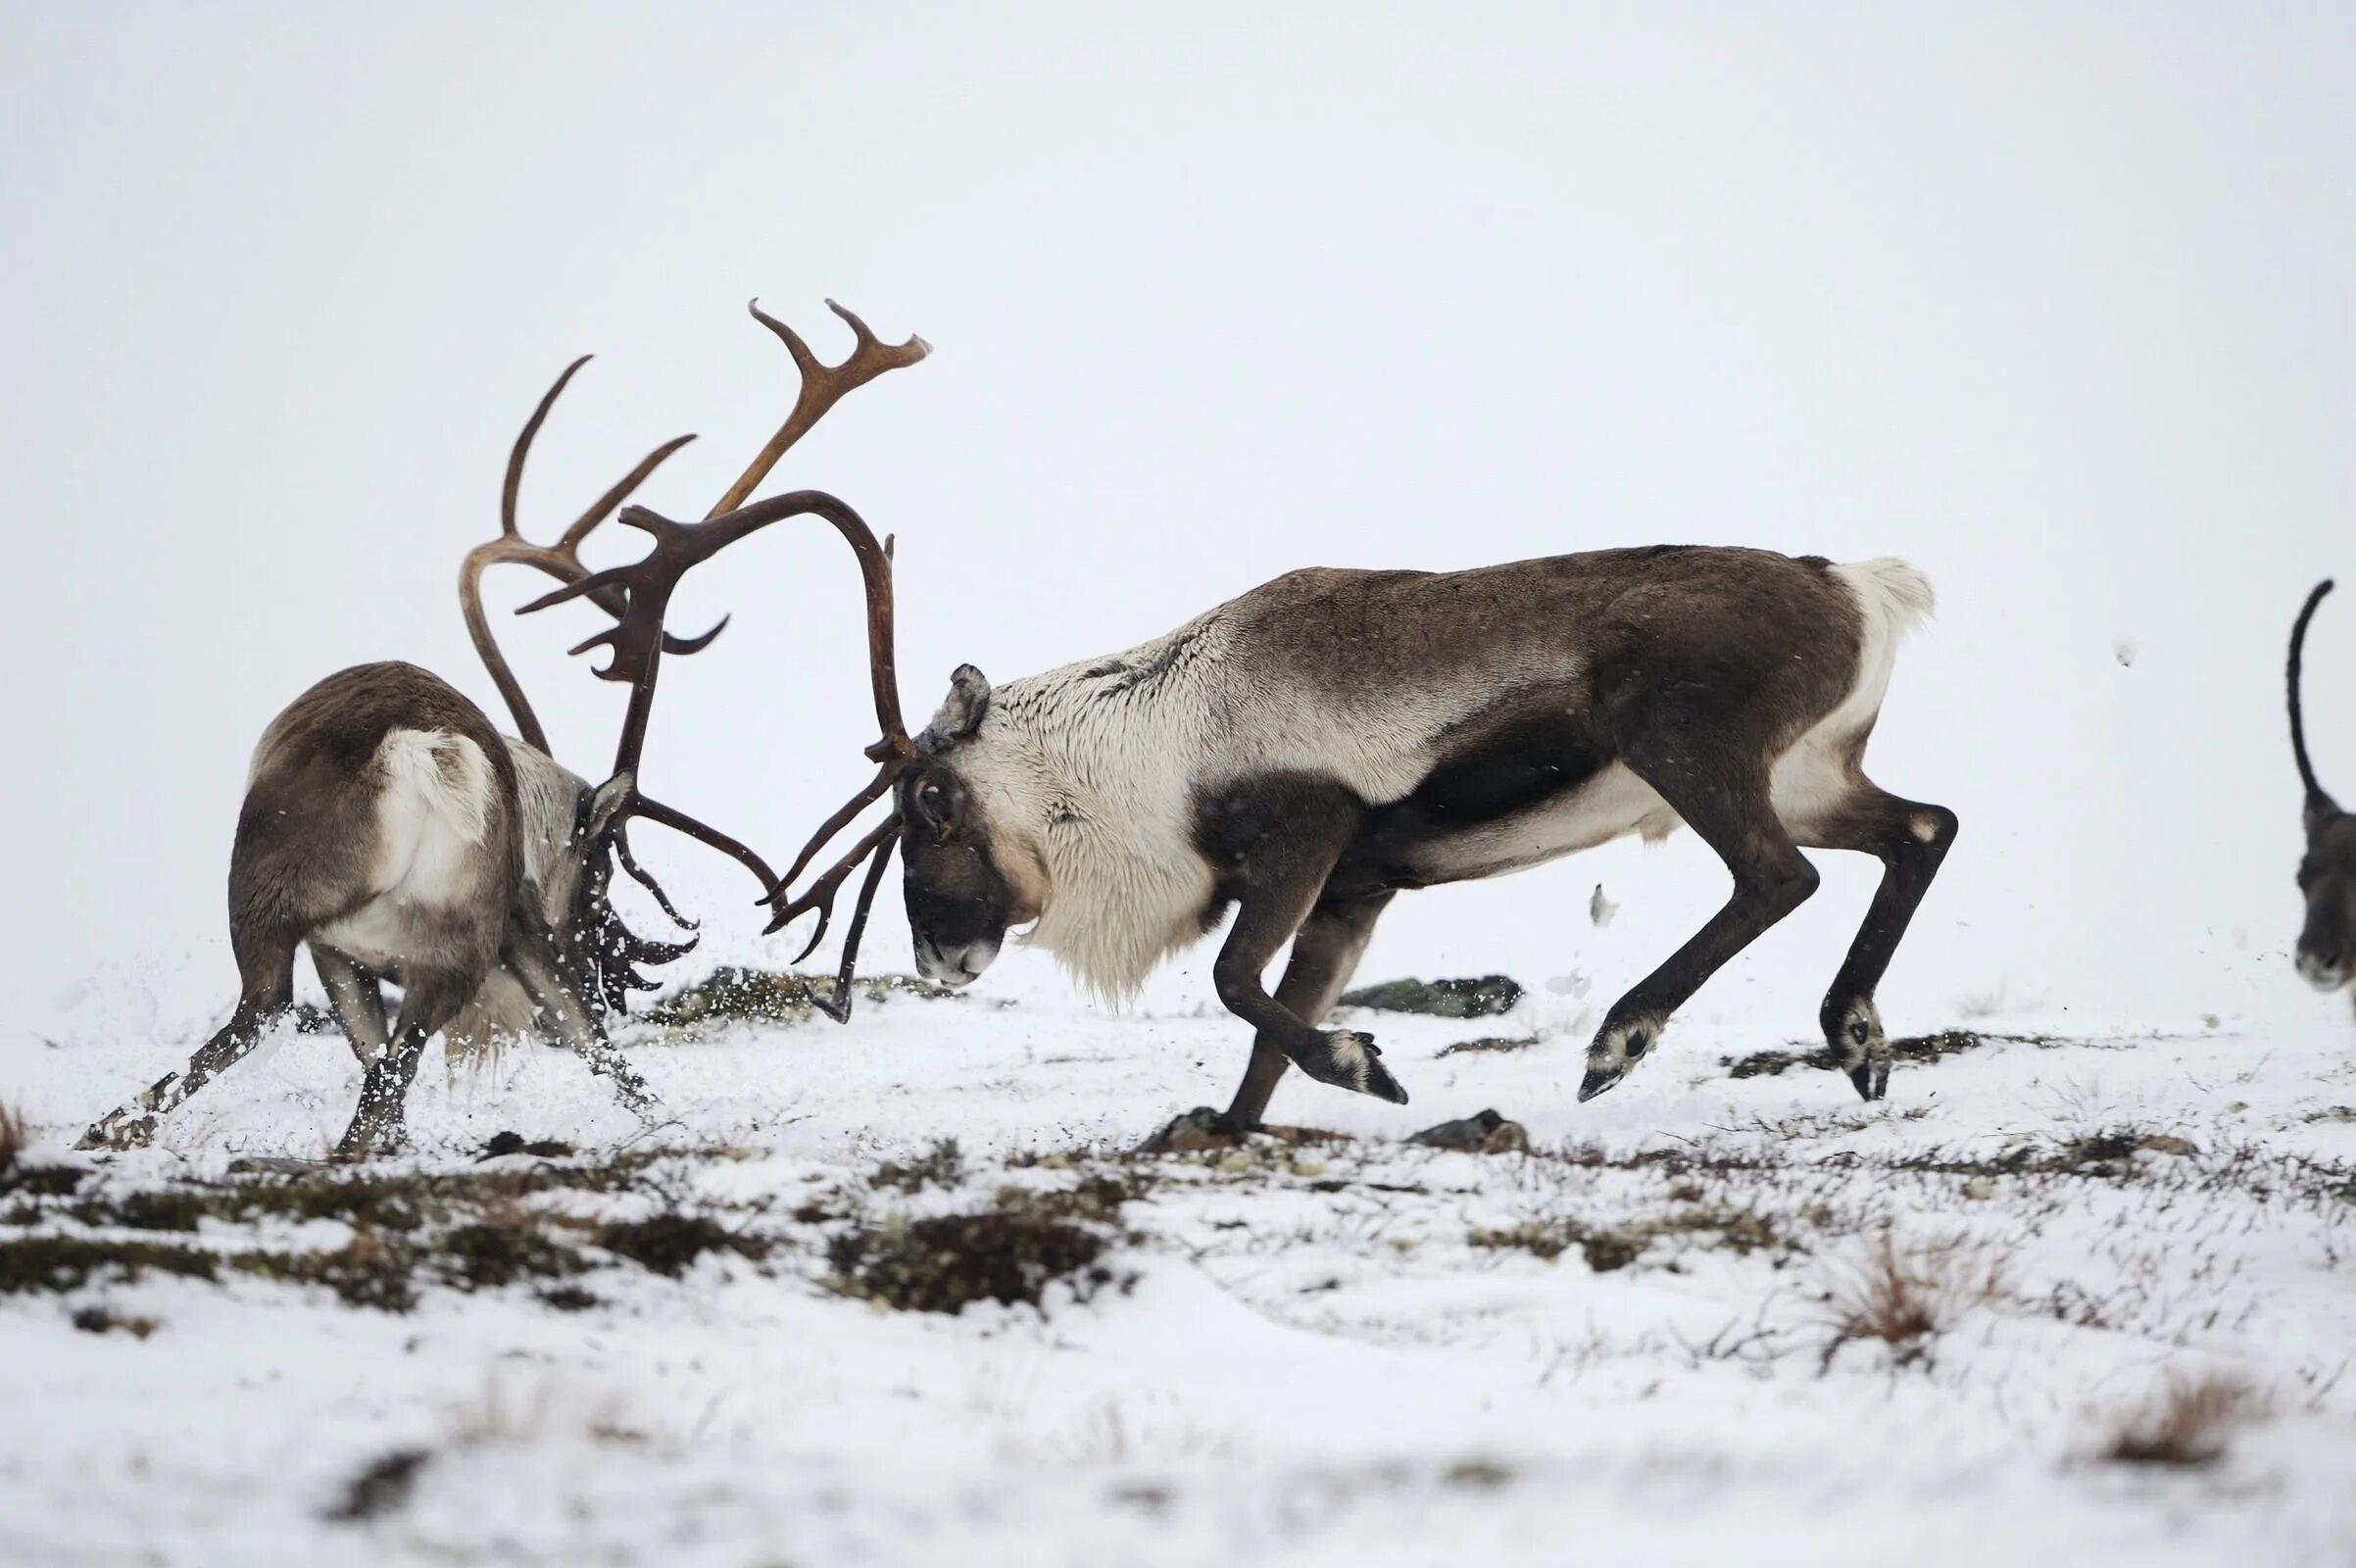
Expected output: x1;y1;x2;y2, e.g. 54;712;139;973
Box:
78;301;928;1158
2287;580;2356;997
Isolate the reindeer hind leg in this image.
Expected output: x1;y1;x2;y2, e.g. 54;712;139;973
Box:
1789;783;1959;1101
78;921;300;1151
312;943;390;1069
1580;752;1820;1103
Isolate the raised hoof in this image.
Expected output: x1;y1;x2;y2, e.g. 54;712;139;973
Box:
1295;1030;1410;1104
1576;1065;1623;1103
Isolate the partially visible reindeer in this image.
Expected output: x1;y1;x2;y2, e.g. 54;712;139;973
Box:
79;302;928;1158
2287;580;2356;995
762;543;1959;1129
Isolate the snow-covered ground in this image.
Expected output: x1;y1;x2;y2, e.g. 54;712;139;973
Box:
7;981;2355;1568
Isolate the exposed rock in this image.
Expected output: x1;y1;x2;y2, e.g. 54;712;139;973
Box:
1135;1108;1353;1155
1408;1109;1529;1154
1337;975;1524;1019
1435;1035;1540;1058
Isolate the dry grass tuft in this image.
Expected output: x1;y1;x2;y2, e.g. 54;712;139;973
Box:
0;1102;25;1171
1821;1230;2008;1369
2101;1371;2262;1468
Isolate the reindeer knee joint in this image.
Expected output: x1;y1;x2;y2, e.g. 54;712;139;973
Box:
1759;857;1820;913
1907;806;1959;851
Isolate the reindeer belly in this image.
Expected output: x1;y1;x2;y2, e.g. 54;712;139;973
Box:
1391;762;1680;885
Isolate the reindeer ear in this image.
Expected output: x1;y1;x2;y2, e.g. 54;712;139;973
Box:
584;771;636;840
918;665;992;753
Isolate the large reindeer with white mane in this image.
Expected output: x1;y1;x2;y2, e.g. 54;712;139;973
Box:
772;541;1957;1130
78;301;927;1158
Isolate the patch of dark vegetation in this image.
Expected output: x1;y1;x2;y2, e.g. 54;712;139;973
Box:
1723;1029;2015;1080
830;1189;1131;1314
1442;1458;1515;1490
1892;1125;2199;1182
1339;975;1523;1019
1;1163;85;1201
476;1132;577;1161
872;1139;965;1193
6;1150;774;1310
536;1285;602;1313
234;1227;419;1311
434;1216;587;1291
647;967;961;1032
597;1214;764;1278
1472;1202;1790;1273
1000;1173;1153;1224
0;1103;87;1202
72;1189;214;1232
1435;1036;1541;1058
72;1303;159;1339
0;1235;219;1295
324;1447;433;1523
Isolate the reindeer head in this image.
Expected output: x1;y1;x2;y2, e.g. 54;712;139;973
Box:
894;665;1046;987
2287;580;2356;991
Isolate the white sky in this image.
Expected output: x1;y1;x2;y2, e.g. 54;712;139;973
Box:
5;3;2354;1066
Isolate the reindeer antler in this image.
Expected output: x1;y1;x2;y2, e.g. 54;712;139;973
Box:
709;299;931;518
460;356;719;755
516;302;928;1021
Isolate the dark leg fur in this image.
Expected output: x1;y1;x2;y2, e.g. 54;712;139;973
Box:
336;970;472;1159
77;925;300;1151
1209;791;1409;1105
1580;747;1820;1102
1219;890;1396;1128
1794;787;1959;1100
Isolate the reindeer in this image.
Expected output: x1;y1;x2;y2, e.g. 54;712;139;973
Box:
766;544;1958;1130
2287;580;2356;994
78;302;928;1158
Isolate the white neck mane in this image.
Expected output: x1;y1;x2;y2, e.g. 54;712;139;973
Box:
969;614;1237;1003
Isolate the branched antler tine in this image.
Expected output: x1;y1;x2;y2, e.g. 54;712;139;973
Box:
620;929;700;964
558;433;697;552
749;299;820;373
629;795;783;898
766;760;899;898
518;565;631;616
708;298;930;518
504;355;592;538
764;815;898;956
613;820;698;931
813;830;900;1024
